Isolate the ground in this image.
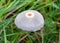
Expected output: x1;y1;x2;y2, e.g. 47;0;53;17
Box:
0;0;59;43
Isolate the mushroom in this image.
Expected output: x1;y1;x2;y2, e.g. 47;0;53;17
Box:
14;10;44;32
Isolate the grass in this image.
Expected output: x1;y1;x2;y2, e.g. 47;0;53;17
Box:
0;0;59;43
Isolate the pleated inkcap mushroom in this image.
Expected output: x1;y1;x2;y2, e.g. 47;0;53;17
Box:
14;10;44;32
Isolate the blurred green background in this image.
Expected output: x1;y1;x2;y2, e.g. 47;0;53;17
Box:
0;0;59;43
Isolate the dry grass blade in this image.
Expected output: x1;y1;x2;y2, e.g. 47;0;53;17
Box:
17;35;28;43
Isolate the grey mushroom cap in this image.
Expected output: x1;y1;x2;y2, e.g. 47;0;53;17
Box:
14;10;44;32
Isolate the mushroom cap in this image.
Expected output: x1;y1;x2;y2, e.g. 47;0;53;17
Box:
14;10;44;32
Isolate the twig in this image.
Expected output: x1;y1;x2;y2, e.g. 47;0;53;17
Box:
56;22;60;25
52;21;60;25
17;35;28;43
